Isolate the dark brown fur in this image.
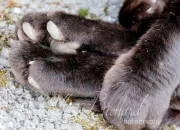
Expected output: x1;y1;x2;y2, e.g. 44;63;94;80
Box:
15;12;142;56
101;12;180;130
9;0;180;129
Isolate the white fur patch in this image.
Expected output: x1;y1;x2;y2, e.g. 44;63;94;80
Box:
47;21;65;41
50;41;80;54
22;22;37;41
28;76;40;89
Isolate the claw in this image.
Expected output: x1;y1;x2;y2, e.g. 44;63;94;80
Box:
22;22;37;41
47;21;65;41
28;76;40;89
50;41;80;54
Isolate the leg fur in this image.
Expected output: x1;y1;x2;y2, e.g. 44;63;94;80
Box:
9;40;115;97
15;11;141;55
100;12;180;130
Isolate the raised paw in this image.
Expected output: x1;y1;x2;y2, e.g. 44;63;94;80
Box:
15;12;49;43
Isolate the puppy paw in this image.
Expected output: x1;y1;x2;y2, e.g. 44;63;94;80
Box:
15;12;48;43
15;11;81;54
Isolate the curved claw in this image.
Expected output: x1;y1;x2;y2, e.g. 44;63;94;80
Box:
22;22;37;41
47;21;65;41
28;76;40;89
50;41;80;54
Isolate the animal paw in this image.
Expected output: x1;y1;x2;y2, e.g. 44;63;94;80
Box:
15;12;49;43
15;11;80;54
